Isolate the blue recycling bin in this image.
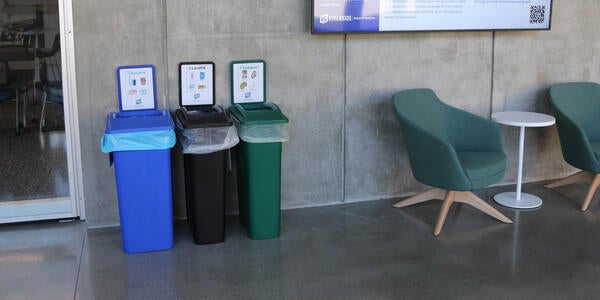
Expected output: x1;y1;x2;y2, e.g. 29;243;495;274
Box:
101;110;176;253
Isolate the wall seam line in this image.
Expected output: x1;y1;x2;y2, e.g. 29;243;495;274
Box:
489;30;495;117
342;34;347;203
162;0;169;110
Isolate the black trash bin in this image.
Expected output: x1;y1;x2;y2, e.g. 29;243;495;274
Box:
174;105;239;244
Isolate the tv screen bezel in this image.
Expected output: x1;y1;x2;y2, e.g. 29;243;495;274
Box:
311;0;553;34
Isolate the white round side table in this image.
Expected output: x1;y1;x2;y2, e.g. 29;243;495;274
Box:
491;111;555;209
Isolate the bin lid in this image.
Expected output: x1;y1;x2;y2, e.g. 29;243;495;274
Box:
105;109;174;134
174;105;232;129
229;103;289;125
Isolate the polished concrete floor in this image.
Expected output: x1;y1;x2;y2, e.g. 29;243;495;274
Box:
0;98;68;201
2;181;600;299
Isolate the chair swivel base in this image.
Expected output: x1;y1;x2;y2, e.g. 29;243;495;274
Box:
545;171;600;211
394;188;513;236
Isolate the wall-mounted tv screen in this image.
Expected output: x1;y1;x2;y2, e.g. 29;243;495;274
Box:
312;0;552;34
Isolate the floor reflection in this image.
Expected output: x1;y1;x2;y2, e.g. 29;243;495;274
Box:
0;130;68;201
1;0;67;203
5;183;600;299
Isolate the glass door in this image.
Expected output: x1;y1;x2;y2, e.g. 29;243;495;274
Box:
0;0;80;223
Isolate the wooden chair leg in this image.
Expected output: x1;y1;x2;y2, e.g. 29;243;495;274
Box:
456;192;512;224
395;189;512;236
581;173;600;211
393;188;446;208
544;171;593;188
545;171;600;211
434;191;455;236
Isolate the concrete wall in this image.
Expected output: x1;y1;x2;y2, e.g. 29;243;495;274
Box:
165;0;345;216
73;0;600;226
73;1;167;225
345;32;494;202
492;2;600;183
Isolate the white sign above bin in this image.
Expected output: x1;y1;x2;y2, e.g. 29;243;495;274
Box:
117;64;157;111
231;60;266;104
179;62;215;107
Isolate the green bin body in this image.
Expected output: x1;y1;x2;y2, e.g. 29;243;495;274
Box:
238;142;282;239
230;103;288;239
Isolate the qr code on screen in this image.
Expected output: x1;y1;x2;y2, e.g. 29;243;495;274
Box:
530;5;545;24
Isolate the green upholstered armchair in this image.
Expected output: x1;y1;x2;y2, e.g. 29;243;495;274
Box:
392;88;512;236
545;82;600;211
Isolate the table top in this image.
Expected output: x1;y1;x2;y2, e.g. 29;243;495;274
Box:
491;111;555;127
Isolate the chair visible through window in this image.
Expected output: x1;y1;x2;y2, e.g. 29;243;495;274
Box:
0;61;23;135
39;35;63;132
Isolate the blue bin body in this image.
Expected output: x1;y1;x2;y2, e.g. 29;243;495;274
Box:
104;110;175;253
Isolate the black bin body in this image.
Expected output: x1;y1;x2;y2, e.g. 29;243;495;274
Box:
175;106;232;244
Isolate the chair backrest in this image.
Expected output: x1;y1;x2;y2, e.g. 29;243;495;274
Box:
393;88;508;190
0;61;9;86
393;88;475;190
550;82;600;141
51;33;60;50
41;59;62;85
392;88;450;140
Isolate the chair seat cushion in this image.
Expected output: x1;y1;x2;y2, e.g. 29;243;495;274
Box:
457;151;506;189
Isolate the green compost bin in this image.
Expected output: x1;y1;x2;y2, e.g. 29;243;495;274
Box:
230;102;289;239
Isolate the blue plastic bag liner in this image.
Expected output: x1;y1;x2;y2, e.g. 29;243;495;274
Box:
102;130;175;153
101;109;176;153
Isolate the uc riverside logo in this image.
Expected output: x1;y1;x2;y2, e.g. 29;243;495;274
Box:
320;14;329;24
320;14;352;24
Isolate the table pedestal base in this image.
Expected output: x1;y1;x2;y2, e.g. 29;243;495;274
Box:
494;192;542;209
